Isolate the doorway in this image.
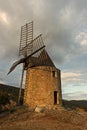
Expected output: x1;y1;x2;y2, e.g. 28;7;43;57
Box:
54;91;58;105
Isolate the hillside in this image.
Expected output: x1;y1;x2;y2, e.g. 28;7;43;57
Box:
0;84;24;102
0;84;24;112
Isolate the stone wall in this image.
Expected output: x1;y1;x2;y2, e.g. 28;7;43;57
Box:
24;66;62;108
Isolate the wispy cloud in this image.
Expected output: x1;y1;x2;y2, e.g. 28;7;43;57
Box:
61;71;81;88
0;0;87;100
63;91;87;100
0;10;10;25
62;72;80;79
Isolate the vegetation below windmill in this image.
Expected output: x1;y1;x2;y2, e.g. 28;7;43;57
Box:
0;84;24;113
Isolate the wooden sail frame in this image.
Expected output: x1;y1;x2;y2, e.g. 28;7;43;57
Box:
8;22;45;104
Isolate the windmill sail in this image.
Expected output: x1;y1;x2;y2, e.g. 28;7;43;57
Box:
8;45;45;74
7;58;25;75
8;21;45;105
21;34;44;57
19;21;33;57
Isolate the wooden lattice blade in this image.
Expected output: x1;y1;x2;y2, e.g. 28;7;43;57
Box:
25;45;45;61
8;45;45;74
19;21;33;57
20;34;44;57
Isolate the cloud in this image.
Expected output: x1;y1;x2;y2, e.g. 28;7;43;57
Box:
75;32;87;47
63;91;87;100
0;10;10;25
0;0;87;64
0;0;87;100
61;71;82;88
61;71;80;80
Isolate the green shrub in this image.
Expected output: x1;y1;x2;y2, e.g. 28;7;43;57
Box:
0;91;9;105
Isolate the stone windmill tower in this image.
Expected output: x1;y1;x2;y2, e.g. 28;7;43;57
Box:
8;21;62;108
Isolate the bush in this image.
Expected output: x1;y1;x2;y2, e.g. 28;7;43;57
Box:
0;91;10;105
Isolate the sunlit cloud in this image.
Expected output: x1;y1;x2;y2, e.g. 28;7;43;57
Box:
81;39;87;46
75;32;87;46
61;71;81;88
63;91;87;100
0;10;10;25
61;71;80;80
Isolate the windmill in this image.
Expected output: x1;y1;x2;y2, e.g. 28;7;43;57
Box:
8;21;45;104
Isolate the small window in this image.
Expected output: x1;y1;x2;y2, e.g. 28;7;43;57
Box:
54;91;58;105
52;71;55;77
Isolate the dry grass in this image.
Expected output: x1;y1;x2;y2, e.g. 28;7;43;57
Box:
0;106;87;130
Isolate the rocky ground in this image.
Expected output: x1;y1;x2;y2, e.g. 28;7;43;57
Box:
0;106;87;130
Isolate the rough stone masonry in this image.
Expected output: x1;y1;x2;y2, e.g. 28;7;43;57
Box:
24;66;62;109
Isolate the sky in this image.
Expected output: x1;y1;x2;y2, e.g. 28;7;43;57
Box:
0;0;87;100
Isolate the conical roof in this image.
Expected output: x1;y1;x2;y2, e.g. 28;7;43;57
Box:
25;49;55;69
